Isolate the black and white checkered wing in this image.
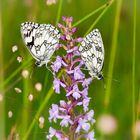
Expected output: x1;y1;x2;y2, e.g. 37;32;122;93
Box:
79;29;104;80
21;22;60;67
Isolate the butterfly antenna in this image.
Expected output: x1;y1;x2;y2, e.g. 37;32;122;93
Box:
104;75;120;84
112;78;120;83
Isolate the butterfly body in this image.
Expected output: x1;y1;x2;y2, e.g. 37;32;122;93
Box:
79;29;104;80
21;22;60;67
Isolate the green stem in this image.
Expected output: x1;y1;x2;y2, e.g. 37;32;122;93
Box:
70;129;75;140
73;3;107;27
0;7;5;140
56;0;63;25
85;0;114;36
132;0;136;139
32;72;49;140
23;71;63;140
0;58;32;90
21;64;31;136
21;2;37;136
104;0;122;108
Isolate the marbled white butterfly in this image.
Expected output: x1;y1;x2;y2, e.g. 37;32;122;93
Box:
21;22;60;67
79;29;104;80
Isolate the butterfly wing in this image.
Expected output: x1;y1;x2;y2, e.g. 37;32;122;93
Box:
21;22;60;66
79;29;104;79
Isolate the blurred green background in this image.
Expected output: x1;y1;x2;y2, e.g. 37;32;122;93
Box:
0;0;140;139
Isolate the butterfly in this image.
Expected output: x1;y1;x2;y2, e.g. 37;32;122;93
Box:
79;29;104;80
21;22;60;67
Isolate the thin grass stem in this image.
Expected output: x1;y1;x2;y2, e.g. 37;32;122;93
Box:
0;7;5;140
132;0;136;139
85;0;114;36
23;71;63;140
55;0;63;25
0;58;32;90
73;3;107;27
32;72;49;140
21;61;31;136
104;0;122;108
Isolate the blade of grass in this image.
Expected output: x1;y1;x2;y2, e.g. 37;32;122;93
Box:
33;71;49;140
0;7;5;140
0;56;15;74
23;71;63;140
132;0;136;139
42;72;49;98
3;77;21;94
0;57;32;90
73;3;107;27
85;0;114;36
32;125;38;140
21;60;32;136
55;0;63;25
104;0;122;108
20;2;38;136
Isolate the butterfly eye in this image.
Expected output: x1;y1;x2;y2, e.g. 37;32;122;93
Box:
35;61;42;67
97;74;103;80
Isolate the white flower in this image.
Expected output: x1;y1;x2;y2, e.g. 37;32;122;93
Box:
12;45;18;52
21;69;29;78
14;87;22;93
35;82;42;91
97;114;117;135
8;111;13;118
46;0;57;5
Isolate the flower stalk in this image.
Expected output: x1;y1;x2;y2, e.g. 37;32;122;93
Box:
47;16;96;140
